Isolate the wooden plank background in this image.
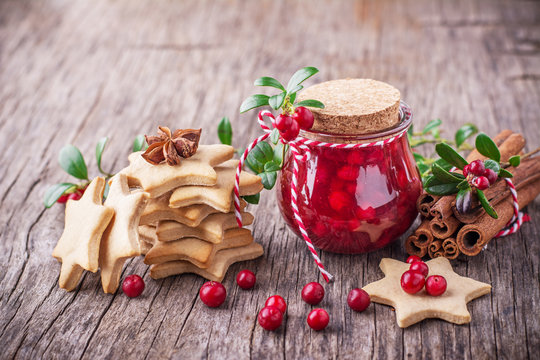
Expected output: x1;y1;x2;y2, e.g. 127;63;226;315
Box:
1;0;539;358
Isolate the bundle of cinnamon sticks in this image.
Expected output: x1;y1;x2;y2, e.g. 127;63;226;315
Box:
406;130;540;259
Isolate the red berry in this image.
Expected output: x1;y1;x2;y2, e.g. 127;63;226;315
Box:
400;270;426;294
275;114;293;131
68;191;82;201
409;261;429;277
307;308;329;331
279;118;300;142
293;106;314;130
236;270;256;289
347;288;370;312
425;275;447;296
472;176;490;190
258;306;283;331
265;295;287;314
122;275;145;298
199;281;227;307
57;193;70;204
463;164;471;177
329;191;353;212
483;168;498;185
301;282;325;305
406;255;422;264
469;160;485;176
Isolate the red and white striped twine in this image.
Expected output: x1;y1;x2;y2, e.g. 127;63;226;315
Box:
493;178;530;238
234;103;412;282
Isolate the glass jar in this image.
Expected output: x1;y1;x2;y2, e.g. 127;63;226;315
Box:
276;104;421;254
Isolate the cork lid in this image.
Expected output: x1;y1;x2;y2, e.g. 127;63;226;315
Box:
298;79;401;134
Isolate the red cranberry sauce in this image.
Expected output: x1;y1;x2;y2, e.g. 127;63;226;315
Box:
277;135;421;253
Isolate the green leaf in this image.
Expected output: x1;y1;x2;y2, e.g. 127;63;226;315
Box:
417;162;429;175
217;117;233;145
103;181;110;200
433;158;453;171
435;143;468;169
289;92;297;105
270;128;280;144
95;137;108;175
254;76;285;91
457;179;470;190
242;193;260;205
509;155;521;167
432;163;464;183
246;141;274;173
424;175;443;188
59;145;88;180
43;182;77;208
240;94;270;113
295;99;325;109
455;188;473;214
273;142;287;167
269;92;286;110
455;123;478;148
286;67;319;93
422;119;442;134
477;190;498;219
408;124;414;136
425;182;459;196
264;162;281;172
133;135;147;152
475;133;501;162
287;85;303;96
499;169;514;178
258;171;277;190
484;159;500;175
413;152;425;163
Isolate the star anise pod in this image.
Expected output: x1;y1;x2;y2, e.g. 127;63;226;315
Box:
141;126;202;166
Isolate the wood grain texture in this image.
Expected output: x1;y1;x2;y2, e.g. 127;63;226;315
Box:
1;0;539;358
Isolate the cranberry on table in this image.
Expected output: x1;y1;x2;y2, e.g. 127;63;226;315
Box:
425;275;447;296
258;306;283;331
199;281;227;307
307;308;329;331
406;255;422;264
57;193;70;204
472;176;490;190
122;274;145;298
67;191;82;201
292;106;314;130
469;160;485;176
409;261;429;277
483;168;498;185
265;295;287;314
400;270;426;294
236;270;256;289
347;288;370;312
301;282;325;305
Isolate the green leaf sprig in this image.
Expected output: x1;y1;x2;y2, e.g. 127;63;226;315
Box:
44;135;148;208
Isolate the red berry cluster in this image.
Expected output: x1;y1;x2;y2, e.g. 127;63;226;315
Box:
463;160;498;190
275;106;314;142
401;256;447;296
57;186;87;203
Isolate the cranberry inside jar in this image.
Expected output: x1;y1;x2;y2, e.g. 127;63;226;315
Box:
276;79;422;254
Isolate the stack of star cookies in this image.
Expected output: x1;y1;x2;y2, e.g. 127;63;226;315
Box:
121;145;264;282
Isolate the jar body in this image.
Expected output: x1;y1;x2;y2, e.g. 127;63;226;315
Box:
276;133;422;254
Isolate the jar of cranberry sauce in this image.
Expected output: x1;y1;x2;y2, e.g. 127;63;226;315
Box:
277;79;422;254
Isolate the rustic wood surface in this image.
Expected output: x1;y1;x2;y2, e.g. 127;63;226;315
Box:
1;0;539;359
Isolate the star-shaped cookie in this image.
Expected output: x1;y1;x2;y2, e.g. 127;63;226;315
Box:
121;144;234;198
52;177;114;291
168;159;263;211
156;212;254;243
99;174;148;293
149;242;264;281
363;257;491;328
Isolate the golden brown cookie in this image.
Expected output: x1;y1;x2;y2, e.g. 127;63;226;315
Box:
120;144;234;198
149;242;264;281
363;257;491;328
139;192;247;227
138;225;157;244
168;160;263;211
144;228;253;267
99;174;149;294
156;212;254;243
52;177;114;291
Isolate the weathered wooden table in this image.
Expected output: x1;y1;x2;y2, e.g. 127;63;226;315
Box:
1;0;539;358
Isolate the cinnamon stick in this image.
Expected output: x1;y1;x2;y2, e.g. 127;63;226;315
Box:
428;240;444;258
442;238;460;260
411;221;434;249
456;177;540;256
453;157;540;223
405;235;428;257
429;216;461;239
416;193;440;217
